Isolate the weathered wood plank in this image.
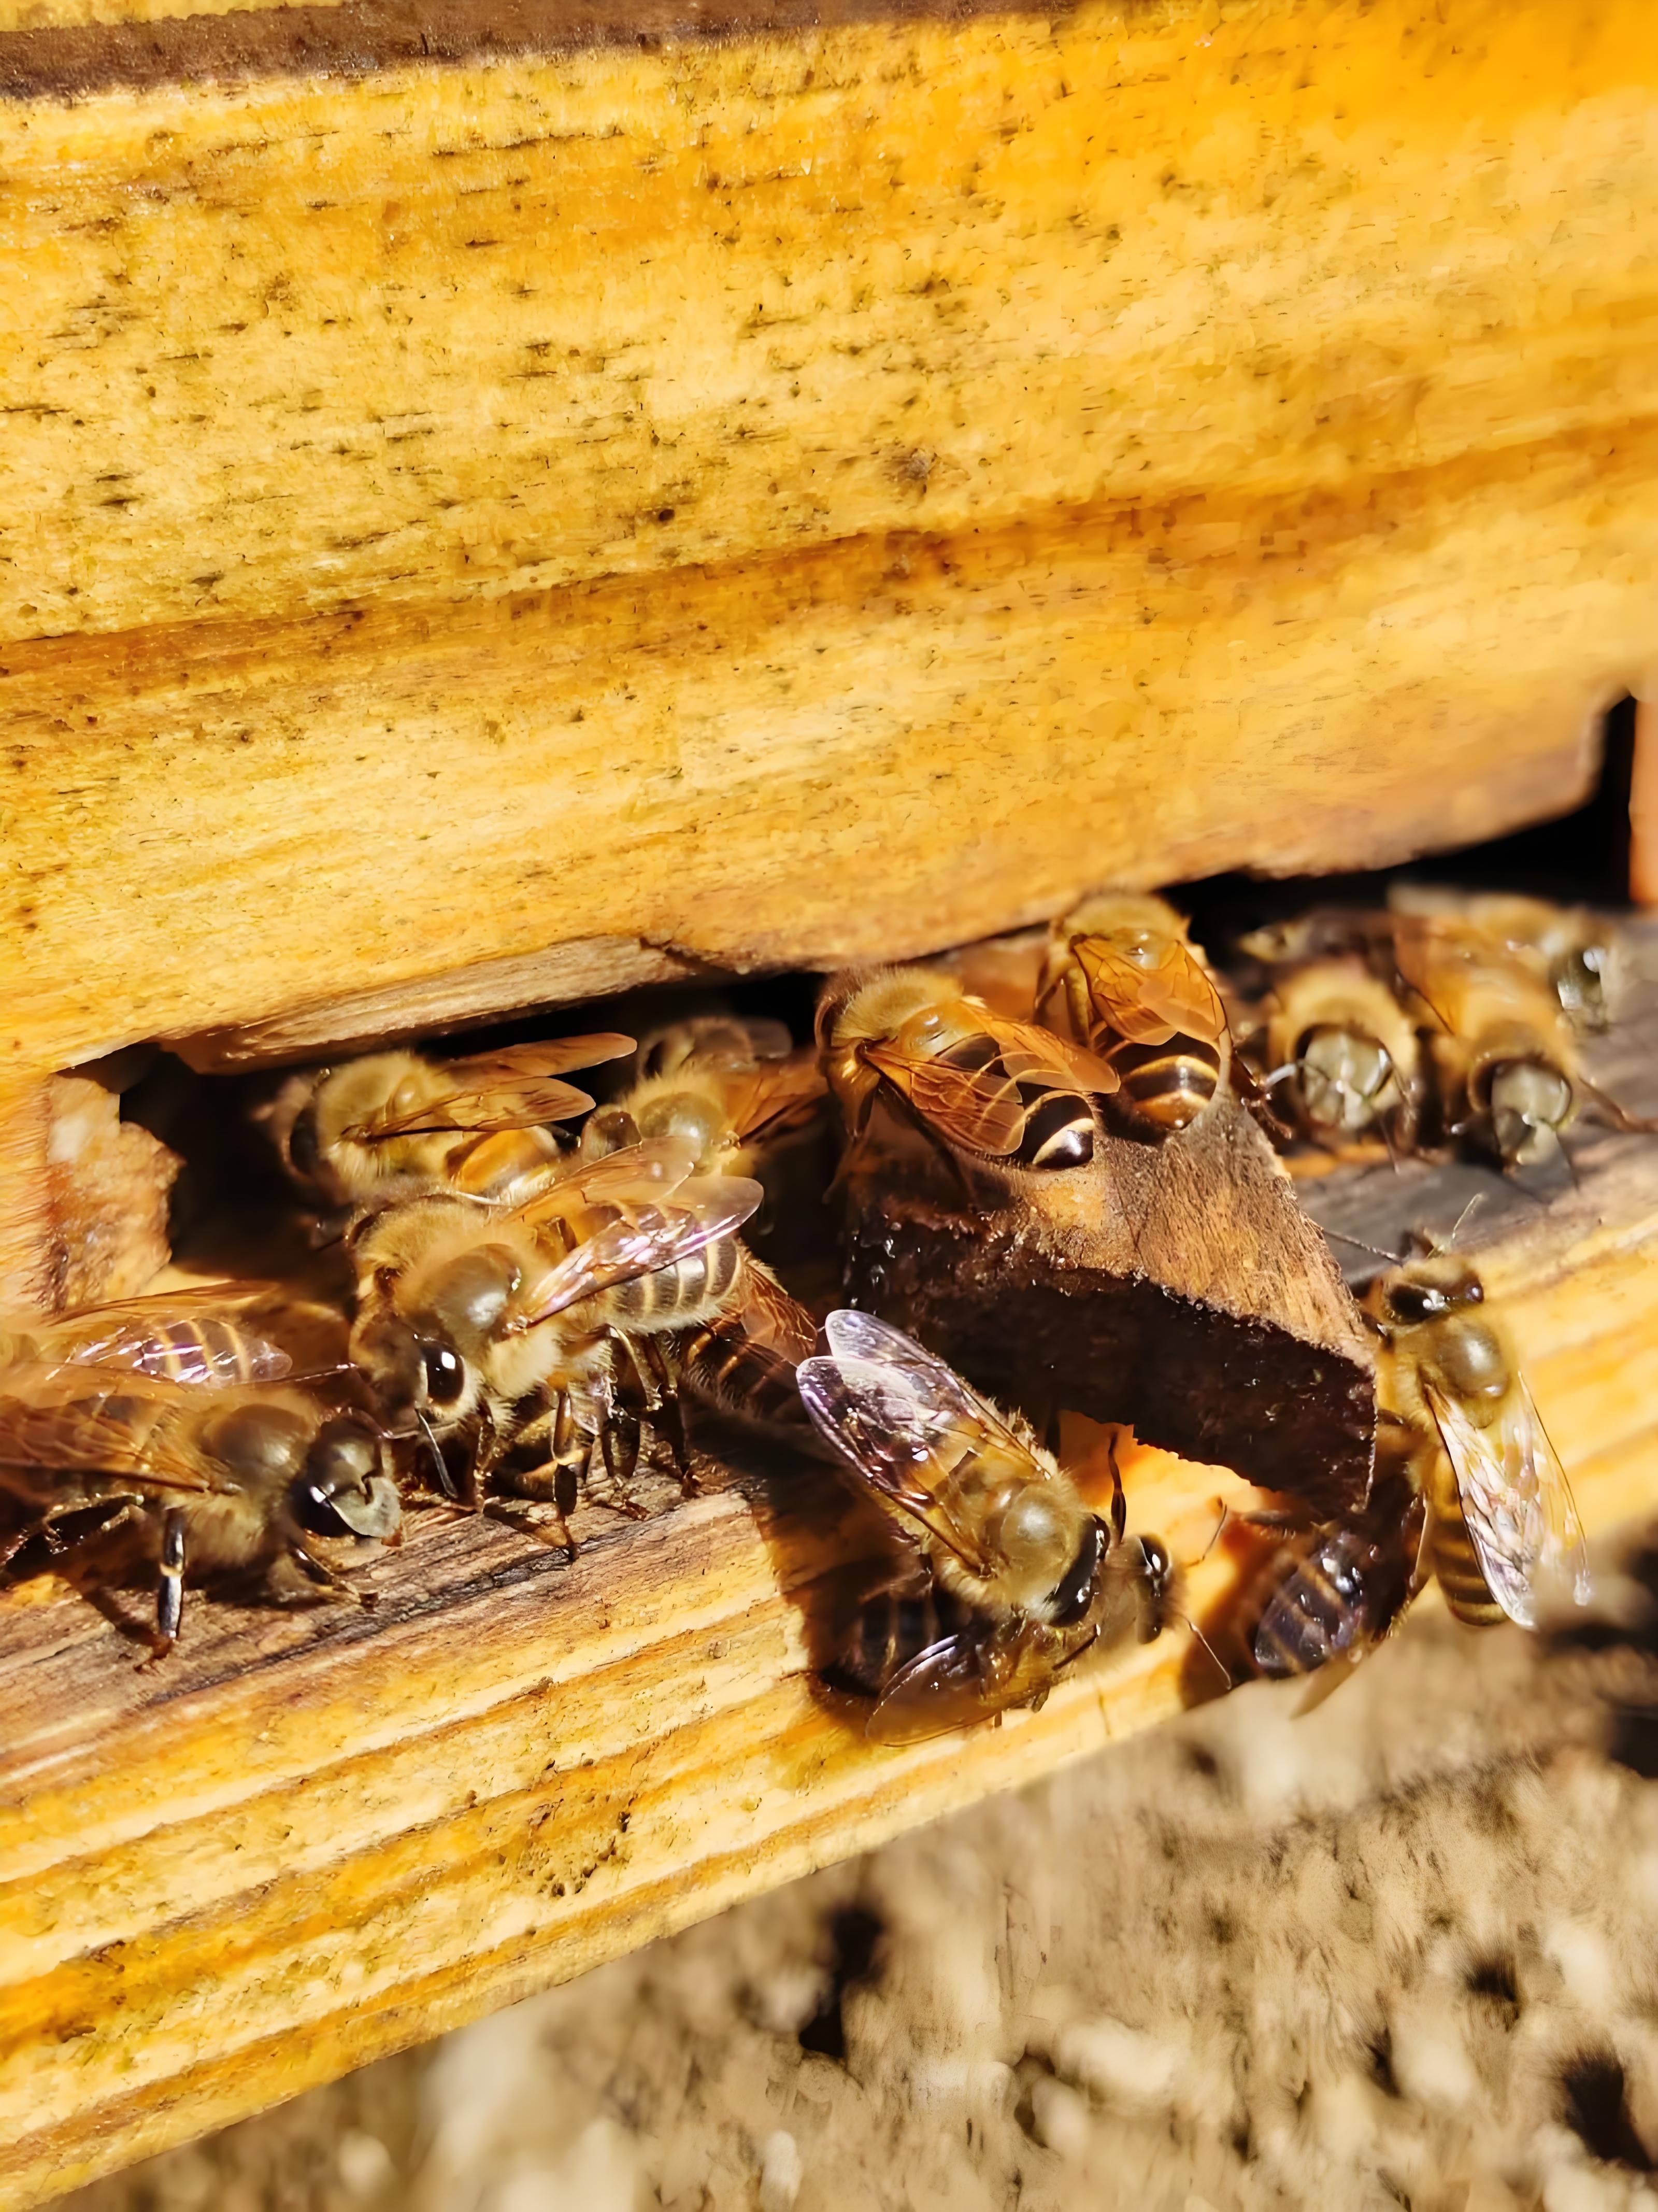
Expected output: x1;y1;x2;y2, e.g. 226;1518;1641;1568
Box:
3;0;1656;641
3;0;1658;1075
6;430;1642;1076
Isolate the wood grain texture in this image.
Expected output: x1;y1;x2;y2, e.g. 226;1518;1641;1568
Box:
5;0;1658;1070
3;1102;1657;2210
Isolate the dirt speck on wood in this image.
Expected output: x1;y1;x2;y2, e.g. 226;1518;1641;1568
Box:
58;1538;1658;2212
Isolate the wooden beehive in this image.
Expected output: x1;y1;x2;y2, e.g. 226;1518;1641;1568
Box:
5;0;1658;2199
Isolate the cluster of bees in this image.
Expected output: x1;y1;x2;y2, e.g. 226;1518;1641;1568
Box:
0;885;1638;1739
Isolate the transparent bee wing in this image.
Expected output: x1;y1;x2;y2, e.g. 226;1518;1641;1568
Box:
1073;935;1228;1048
353;1035;634;1139
865;1042;1030;1155
817;1311;1033;1452
723;1054;828;1146
798;1322;1033;1573
0;1363;220;1492
509;1134;703;1231
53;1303;294;1387
1428;1376;1592;1627
519;1175;764;1326
868;1614;1081;1743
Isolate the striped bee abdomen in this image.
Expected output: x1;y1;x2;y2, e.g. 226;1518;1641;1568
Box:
834;1578;975;1701
1243;1521;1411;1679
1424;1458;1505;1625
608;1231;745;1327
1104;1033;1222;1138
934;1034;1096;1169
680;1258;818;1426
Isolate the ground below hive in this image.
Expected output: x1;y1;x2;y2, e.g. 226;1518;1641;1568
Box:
61;1532;1658;2212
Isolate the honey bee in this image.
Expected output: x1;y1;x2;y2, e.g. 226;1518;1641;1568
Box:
797;1311;1174;1740
1254;956;1423;1154
1036;893;1231;1139
268;1033;635;1212
1389;888;1625;1033
1365;1251;1592;1628
818;968;1119;1186
1391;918;1633;1169
1224;1471;1425;1685
348;1136;763;1537
580;1016;824;1175
575;1017;824;1431
0;1293;398;1653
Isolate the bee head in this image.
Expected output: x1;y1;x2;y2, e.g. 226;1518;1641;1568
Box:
292;1415;402;1541
1297;1023;1396;1133
1479;1055;1575;1166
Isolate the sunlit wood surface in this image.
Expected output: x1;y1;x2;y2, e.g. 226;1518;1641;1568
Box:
0;1083;1653;2210
2;0;1657;1084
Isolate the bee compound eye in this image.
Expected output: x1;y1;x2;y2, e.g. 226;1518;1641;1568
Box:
420;1341;467;1407
1047;1515;1106;1627
1139;1536;1171;1591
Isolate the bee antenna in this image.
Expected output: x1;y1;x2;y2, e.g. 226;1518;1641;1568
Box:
1320;1225;1404;1265
1184;1615;1233;1691
1445;1191;1487;1249
416;1410;458;1500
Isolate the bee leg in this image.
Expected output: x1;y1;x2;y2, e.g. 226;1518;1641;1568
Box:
145;1507;188;1663
639;1339;694;1493
603;1410;642;1487
1103;1433;1126;1549
555;1456;580;1560
288;1541;376;1610
614;1333;662;1413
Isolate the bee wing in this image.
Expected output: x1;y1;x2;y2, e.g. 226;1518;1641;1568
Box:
723;1054;828;1146
866;1020;1113;1158
0;1364;221;1492
42;1289;295;1388
1073;936;1228;1047
798;1327;1031;1575
509;1133;703;1229
518;1175;764;1326
1427;1377;1592;1626
867;1615;1069;1744
353;1036;634;1139
862;1041;1025;1155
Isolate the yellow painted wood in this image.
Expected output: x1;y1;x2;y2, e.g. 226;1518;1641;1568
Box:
1;1133;1655;2210
2;0;1658;1073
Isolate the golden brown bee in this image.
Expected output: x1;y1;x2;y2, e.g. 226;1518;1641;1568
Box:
797;1312;1173;1740
576;1017;824;1430
1224;1472;1424;1686
267;1033;635;1212
1255;956;1423;1154
1389;888;1625;1032
0;1292;398;1654
818;967;1118;1185
348;1136;762;1538
1036;892;1231;1140
1392;919;1613;1169
1365;1251;1591;1628
581;1016;825;1176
